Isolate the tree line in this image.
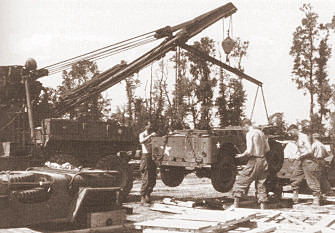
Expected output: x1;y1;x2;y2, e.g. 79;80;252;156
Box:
33;3;335;137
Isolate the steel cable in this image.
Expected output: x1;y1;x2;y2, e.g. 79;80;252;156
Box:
47;36;157;75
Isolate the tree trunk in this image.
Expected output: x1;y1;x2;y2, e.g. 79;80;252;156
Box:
310;90;314;121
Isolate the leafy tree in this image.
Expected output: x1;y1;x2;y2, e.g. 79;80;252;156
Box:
150;59;169;134
224;77;246;126
290;4;323;120
216;67;228;127
216;38;248;127
56;60;108;121
170;49;191;129
32;87;57;125
290;4;333;134
315;30;332;129
186;37;217;129
230;38;249;72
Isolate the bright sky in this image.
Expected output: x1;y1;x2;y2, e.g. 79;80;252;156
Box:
1;0;335;125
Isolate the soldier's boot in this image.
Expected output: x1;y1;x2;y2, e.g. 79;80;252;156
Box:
145;193;151;204
292;190;299;204
320;195;326;204
233;198;240;208
260;202;267;210
312;196;320;206
141;196;150;206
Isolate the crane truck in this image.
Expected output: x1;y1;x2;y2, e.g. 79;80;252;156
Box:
0;2;289;228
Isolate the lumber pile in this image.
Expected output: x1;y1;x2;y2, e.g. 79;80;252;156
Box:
135;199;335;233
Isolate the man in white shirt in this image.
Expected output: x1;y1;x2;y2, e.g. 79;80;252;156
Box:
232;119;270;209
312;133;331;196
139;121;157;205
288;124;322;205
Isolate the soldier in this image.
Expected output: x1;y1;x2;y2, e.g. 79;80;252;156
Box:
287;124;309;203
139;121;157;206
311;133;332;197
288;125;322;205
232;119;270;209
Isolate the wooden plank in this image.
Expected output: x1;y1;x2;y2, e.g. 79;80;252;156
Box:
257;211;281;223
280;213;311;228
162;198;196;208
165;212;256;229
54;223;135;233
292;203;335;214
243;225;276;233
0;229;42;233
150;203;194;214
283;193;335;202
136;218;218;231
258;222;306;232
312;215;335;228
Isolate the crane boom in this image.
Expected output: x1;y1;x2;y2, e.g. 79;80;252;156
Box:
52;2;238;116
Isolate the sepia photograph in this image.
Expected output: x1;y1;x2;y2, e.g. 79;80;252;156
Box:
0;0;335;232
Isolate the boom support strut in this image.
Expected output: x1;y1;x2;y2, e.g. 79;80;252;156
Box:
180;43;263;86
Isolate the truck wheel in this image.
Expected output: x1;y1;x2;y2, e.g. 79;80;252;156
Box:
211;155;237;193
266;140;284;173
96;155;133;201
160;166;185;187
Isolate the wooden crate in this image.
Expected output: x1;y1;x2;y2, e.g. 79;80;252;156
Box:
87;209;126;228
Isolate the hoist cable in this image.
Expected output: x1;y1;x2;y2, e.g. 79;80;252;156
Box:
48;37;156;75
47;34;155;72
42;31;157;71
46;35;156;74
250;85;259;121
229;15;233;38
47;37;157;75
261;86;270;123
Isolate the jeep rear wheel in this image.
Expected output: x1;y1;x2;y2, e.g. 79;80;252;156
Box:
266;140;284;173
211;155;237;193
160;166;185;187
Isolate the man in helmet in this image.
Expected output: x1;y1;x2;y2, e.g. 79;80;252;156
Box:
139;121;157;206
232;119;270;209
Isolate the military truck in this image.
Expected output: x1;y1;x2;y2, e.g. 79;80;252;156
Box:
151;126;284;194
0;65;137;197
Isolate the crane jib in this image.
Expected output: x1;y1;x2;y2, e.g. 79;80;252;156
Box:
52;2;239;116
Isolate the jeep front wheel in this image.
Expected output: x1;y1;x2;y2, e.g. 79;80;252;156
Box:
160;166;185;187
96;154;133;201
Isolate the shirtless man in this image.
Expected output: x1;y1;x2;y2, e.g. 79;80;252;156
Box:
232;119;270;209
